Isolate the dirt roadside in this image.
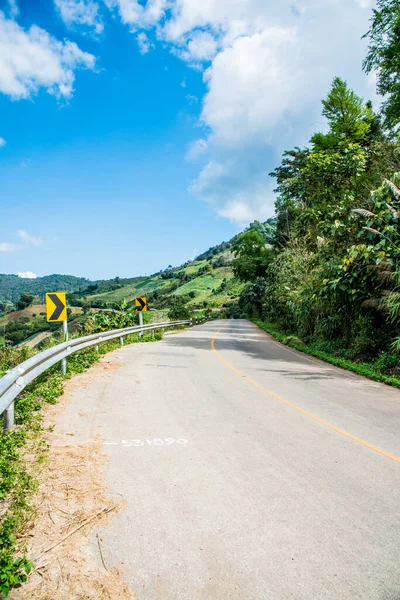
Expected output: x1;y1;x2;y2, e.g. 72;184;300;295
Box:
9;358;134;600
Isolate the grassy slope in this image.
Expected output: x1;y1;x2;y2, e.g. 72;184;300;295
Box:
88;258;243;308
0;306;83;347
88;276;165;303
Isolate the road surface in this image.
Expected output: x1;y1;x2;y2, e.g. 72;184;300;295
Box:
58;319;400;599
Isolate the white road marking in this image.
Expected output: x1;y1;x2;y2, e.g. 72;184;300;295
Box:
104;438;188;447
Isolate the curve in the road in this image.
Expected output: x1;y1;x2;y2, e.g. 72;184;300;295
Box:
212;320;400;464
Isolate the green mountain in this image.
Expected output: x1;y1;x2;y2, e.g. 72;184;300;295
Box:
69;219;276;311
0;274;91;304
0;219;276;311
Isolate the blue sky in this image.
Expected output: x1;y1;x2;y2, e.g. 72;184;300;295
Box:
0;0;377;280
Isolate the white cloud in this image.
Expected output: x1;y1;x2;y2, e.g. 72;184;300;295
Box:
17;271;37;279
354;0;374;7
137;31;153;54
0;11;96;99
179;30;218;63
0;242;20;251
179;1;377;223
0;137;6;147
185;93;198;104
190;157;276;223
17;230;44;246
185;138;207;161
104;0;168;30
105;0;379;224
54;0;104;33
7;0;19;18
202;27;300;147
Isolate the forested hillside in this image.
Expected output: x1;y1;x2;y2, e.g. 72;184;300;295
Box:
0;274;91;304
63;219;276;311
227;0;400;380
0;220;275;346
0;220;276;314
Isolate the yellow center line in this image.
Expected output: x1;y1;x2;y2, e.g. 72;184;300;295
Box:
211;321;400;464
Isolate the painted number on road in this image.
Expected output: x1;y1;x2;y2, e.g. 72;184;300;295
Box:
104;438;188;447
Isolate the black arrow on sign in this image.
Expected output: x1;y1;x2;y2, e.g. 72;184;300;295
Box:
48;294;66;320
135;298;146;311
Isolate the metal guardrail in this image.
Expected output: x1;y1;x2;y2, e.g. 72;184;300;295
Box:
0;316;210;432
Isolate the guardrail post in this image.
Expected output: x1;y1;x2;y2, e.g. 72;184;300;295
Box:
95;344;99;352
151;329;155;338
139;312;144;338
120;336;124;346
61;320;68;377
3;402;14;432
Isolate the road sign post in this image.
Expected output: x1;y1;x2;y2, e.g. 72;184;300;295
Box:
46;293;68;375
135;297;147;338
61;319;69;375
139;311;143;337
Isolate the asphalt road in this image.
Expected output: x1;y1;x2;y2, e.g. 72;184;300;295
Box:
59;319;400;599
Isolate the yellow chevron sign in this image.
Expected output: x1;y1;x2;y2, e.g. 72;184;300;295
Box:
46;292;67;322
135;297;147;312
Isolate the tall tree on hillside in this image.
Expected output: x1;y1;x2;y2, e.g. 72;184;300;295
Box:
16;292;35;310
318;77;373;143
232;230;272;281
271;77;399;251
363;0;400;131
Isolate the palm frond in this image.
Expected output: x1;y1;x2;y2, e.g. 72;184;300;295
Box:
386;203;400;219
352;208;376;217
384;178;400;198
361;298;387;312
362;226;382;236
391;337;400;353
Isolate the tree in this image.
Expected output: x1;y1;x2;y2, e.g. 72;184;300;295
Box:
323;174;400;305
317;77;373;143
363;0;400;130
232;230;272;282
271;77;399;256
16;292;35;310
238;278;267;318
168;299;191;321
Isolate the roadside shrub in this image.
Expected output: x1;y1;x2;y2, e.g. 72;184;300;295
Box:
168;302;191;321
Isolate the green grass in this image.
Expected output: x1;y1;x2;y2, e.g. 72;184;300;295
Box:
90;265;237;309
184;261;207;275
253;320;400;389
84;259;236;309
174;267;235;303
174;274;223;296
89;276;164;302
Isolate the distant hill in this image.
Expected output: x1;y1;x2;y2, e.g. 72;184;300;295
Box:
195;218;276;261
69;218;277;311
0;218;277;311
0;274;92;303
